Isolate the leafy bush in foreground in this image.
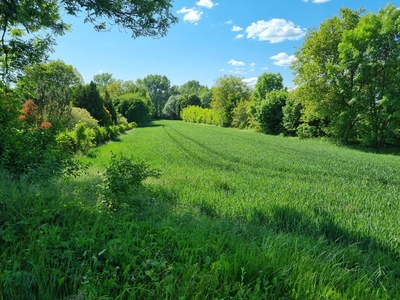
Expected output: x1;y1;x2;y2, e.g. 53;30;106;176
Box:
99;153;160;208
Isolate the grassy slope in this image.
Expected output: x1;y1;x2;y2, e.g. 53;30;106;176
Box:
1;120;400;299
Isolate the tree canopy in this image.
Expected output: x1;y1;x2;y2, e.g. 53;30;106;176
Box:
292;3;400;146
211;75;252;127
0;0;178;84
140;74;171;119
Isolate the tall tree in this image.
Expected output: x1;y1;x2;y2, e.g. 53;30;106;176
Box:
338;3;400;146
16;59;83;99
116;93;150;123
252;72;284;108
73;81;112;126
211;75;252;127
292;4;400;146
256;90;289;135
251;72;285;130
15;60;83;125
93;73;115;86
163;95;182;119
141;74;171;119
179;80;203;96
291;7;363;142
199;87;212;108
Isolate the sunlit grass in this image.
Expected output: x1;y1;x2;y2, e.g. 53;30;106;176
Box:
1;120;400;299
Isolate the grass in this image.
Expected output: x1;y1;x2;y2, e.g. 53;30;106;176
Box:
1;120;400;299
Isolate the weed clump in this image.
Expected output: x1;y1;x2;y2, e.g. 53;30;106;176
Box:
99;153;160;209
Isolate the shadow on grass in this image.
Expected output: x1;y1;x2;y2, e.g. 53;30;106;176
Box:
250;205;397;256
324;139;400;156
138;120;164;128
149;189;400;298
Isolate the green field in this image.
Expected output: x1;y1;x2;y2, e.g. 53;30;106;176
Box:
2;120;400;299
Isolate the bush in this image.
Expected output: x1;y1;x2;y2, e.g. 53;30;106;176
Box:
56;131;77;153
66;107;99;130
100;153;160;208
181;106;221;126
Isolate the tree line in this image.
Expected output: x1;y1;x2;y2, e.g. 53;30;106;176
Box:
182;3;400;148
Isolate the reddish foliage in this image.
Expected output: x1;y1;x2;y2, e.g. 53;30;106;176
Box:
19;100;42;126
40;121;52;129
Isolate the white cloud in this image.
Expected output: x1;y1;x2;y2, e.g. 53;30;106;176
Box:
262;66;269;70
177;7;203;24
228;59;245;66
225;20;233;24
242;77;258;87
270;52;297;67
245;19;306;43
232;25;243;32
235;34;244;39
196;0;218;9
230;70;247;75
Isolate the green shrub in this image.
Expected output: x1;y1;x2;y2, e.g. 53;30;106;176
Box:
100;153;160;208
181;106;221;126
74;122;93;151
67;107;99;129
127;122;136;129
56;131;77;153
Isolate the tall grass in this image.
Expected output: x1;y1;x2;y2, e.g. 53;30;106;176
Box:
1;120;400;299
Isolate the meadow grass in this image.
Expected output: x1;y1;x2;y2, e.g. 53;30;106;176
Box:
1;120;400;299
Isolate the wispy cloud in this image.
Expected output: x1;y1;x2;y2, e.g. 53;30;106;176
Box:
225;20;233;25
196;0;218;9
232;25;243;32
245;19;305;43
228;59;245;67
177;7;203;24
270;52;297;67
235;34;244;39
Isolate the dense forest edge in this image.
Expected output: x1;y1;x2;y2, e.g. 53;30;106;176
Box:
1;1;400;299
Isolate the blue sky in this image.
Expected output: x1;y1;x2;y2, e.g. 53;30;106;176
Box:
50;0;393;88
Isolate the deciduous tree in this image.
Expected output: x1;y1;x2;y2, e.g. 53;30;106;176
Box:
211;75;252;127
140;74;171;119
291;7;363;142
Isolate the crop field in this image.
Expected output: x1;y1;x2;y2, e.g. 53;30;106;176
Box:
2;120;400;299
